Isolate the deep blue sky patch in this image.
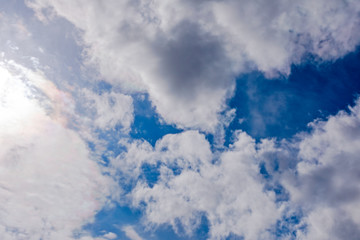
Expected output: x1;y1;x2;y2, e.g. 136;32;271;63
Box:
131;94;182;146
227;48;360;140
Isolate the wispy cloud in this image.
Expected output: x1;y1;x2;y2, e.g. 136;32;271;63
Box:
122;225;143;240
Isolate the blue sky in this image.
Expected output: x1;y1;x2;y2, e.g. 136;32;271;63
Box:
1;1;360;240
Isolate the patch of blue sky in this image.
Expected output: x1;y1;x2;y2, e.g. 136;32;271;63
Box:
225;48;360;143
195;216;210;240
84;205;210;240
81;205;142;239
259;162;271;179
259;163;290;203
274;210;306;240
140;162;161;188
131;93;182;146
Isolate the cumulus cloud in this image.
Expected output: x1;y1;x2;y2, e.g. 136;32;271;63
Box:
282;98;360;240
111;97;360;240
0;60;117;239
26;0;360;131
113;131;280;239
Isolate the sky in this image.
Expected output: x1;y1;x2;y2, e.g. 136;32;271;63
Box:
0;0;360;239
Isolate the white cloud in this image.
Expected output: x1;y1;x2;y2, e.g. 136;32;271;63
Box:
112;130;212;183
79;89;134;132
283;98;360;240
0;60;117;239
113;98;360;239
122;225;142;240
114;131;280;240
102;232;117;240
25;0;360;132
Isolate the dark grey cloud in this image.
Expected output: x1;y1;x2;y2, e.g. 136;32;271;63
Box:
299;162;360;205
333;217;360;240
153;21;232;98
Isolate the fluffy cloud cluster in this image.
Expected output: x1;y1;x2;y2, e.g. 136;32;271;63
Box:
284;99;360;240
26;0;360;131
113;131;280;240
110;98;360;240
0;59;118;239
